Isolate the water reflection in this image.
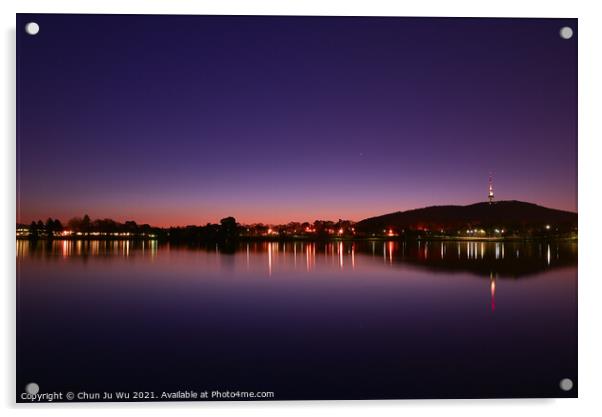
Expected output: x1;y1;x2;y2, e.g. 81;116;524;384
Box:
490;272;496;312
17;239;577;279
16;240;577;313
17;239;160;260
16;238;577;399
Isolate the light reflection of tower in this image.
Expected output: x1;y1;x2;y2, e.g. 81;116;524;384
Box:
246;243;250;270
268;242;273;276
490;272;496;312
488;174;495;204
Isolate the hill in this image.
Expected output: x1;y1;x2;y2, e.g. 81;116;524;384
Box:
355;201;577;235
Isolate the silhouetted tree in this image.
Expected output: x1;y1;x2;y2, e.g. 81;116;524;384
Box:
29;221;39;239
81;214;91;233
42;218;63;237
313;220;335;239
68;217;82;232
124;220;138;234
220;217;239;241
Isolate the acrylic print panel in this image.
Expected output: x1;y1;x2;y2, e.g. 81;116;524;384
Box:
16;14;577;402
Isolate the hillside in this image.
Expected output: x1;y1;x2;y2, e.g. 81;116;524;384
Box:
355;201;577;234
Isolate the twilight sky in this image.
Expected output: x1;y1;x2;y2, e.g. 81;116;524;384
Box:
17;15;577;226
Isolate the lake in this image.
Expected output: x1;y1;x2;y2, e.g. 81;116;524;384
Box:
16;239;577;400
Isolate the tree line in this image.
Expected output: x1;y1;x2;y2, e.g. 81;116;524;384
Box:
18;215;359;242
19;214;161;239
18;215;240;242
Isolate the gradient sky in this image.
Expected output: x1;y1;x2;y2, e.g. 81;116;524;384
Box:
17;15;577;226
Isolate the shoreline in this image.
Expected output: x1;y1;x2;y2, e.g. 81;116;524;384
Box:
16;235;578;243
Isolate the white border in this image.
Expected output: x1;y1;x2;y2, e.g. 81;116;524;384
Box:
2;1;601;416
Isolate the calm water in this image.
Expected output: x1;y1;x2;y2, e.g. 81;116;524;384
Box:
17;239;577;400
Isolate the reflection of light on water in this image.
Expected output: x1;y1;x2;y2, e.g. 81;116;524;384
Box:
490;272;496;312
268;242;272;276
17;240;28;257
306;243;310;271
91;240;100;256
18;240;576;280
305;242;315;272
150;240;157;258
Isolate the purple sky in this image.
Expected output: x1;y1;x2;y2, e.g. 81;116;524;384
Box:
17;15;577;226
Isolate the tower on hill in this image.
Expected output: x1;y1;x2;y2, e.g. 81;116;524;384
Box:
488;174;495;204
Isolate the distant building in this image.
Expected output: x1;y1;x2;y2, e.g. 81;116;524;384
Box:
16;225;30;237
488;175;495;204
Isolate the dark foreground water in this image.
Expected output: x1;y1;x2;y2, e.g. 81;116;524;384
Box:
16;239;577;401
